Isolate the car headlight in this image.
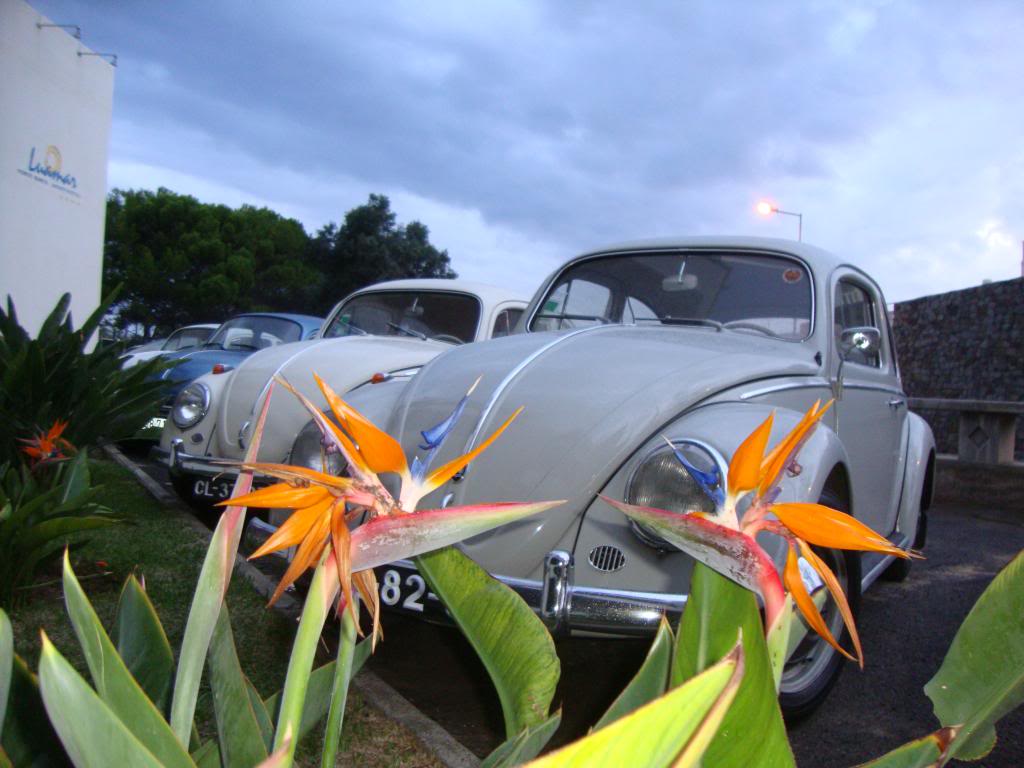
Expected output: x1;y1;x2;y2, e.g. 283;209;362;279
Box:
625;439;724;550
290;418;346;475
171;383;210;429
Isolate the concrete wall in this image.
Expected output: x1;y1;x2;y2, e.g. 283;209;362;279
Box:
0;0;114;337
894;276;1023;458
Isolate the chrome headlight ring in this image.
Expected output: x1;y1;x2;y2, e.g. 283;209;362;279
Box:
625;438;727;551
171;382;210;429
290;417;346;476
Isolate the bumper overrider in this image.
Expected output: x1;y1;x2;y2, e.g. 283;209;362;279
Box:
153;440;685;636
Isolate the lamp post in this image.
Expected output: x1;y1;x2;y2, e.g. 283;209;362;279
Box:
756;201;803;241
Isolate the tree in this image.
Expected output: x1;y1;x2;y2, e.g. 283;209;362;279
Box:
310;194;456;313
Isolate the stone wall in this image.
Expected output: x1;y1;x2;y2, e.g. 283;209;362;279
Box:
893;276;1023;459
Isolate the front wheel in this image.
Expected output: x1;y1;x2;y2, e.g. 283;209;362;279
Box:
779;490;861;720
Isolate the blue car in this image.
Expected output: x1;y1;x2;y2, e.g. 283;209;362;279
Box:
137;312;322;439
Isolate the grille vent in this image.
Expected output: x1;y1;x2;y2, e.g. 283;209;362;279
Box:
588;545;626;573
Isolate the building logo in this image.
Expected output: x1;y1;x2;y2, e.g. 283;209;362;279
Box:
18;144;80;196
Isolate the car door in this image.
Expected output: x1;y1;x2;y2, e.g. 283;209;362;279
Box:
830;271;907;536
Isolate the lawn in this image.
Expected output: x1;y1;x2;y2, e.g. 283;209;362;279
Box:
5;457;442;768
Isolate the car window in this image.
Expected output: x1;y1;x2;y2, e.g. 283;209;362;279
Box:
323;291;481;343
834;280;881;367
164;327;213;351
533;278;612;331
491;308;524;338
206;317;303;351
529;251;812;340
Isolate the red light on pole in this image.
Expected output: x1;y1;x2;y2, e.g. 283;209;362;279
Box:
754;200;803;241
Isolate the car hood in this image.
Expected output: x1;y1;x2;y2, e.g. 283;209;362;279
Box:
216;335;449;461
381;325;819;577
159;349;252;395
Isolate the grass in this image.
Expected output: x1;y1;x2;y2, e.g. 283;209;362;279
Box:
5;457;442;768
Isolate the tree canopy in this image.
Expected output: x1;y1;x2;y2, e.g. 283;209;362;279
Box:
103;189;456;337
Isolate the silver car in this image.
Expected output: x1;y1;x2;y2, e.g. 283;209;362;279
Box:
337;237;935;715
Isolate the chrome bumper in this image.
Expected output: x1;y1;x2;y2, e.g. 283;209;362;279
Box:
150;438;238;479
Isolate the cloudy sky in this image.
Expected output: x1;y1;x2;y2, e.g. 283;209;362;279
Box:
33;0;1024;302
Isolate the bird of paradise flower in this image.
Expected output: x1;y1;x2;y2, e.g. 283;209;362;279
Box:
220;373;562;641
20;419;74;466
604;400;920;668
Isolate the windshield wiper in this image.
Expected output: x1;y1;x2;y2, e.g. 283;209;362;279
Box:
387;321;428;340
633;317;723;331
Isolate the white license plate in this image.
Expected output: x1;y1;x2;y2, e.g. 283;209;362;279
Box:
143;417;166;430
193;477;234;500
375;565;442;615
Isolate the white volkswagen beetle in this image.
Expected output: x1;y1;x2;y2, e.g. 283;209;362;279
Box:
334;237;936;716
153;278;528;508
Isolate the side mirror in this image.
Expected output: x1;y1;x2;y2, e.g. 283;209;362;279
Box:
839;326;881;359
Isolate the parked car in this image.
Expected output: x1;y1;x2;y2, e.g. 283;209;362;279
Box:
120;323;219;368
137;312;322;440
154;278;529;507
321;237;934;715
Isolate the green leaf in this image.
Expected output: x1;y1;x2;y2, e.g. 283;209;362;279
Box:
208;606;269;767
0;654;71;767
854;727;956;767
38;635;166;768
320;603;358;768
673;563;795;768
61;553;194;767
482;710;562;768
0;611;10;736
416;547;560;738
246;677;275;752
924;549;1024;761
60;452;90;505
593;615;673;731
113;575;176;716
527;640;743;768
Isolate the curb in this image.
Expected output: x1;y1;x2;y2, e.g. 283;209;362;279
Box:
103;443;481;768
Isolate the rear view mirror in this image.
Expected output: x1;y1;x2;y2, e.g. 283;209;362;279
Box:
661;274;698;292
839;326;880;359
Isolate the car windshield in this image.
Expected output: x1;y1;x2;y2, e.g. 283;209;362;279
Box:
205;316;303;351
162;327;214;351
323;290;480;344
529;251;813;341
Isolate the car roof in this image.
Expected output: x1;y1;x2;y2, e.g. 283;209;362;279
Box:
348;278;530;305
576;236;843;274
176;323;219;331
219;312;323;331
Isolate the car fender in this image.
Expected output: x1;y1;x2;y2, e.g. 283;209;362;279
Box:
158;370;233;455
895;411;936;547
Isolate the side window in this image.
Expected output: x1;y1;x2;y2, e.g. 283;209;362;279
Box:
834;280;880;368
533;279;611;331
491;308;524;338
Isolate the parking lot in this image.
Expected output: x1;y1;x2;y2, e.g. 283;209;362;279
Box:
137;451;1023;766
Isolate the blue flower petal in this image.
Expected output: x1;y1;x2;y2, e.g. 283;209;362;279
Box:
670;445;725;507
419;394;469;450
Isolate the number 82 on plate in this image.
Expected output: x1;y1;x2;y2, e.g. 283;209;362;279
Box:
377;566;434;614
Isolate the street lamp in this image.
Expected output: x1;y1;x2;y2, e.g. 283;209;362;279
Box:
756;200;803;241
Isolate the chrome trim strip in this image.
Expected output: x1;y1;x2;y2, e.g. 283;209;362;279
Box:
861;536;910;591
461;324;618;455
739;378;830;400
842;383;908;397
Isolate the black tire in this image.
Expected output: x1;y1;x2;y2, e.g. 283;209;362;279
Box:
779;489;861;721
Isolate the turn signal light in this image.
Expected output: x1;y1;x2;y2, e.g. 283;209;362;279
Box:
370;372;389;384
212;364;229;374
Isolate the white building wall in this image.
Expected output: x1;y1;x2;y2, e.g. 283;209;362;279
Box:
0;0;114;337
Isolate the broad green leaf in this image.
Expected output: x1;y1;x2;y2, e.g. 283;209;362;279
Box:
766;595;795;691
0;745;11;768
171;383;274;743
525;641;743;768
0;654;70;767
482;710;562;768
208;607;269;767
854;727;957;767
246;677;275;751
924;549;1024;761
59;452;90;505
320;601;358;768
593;615;673;731
673;564;795;768
351;501;563;573
37;635;165;768
416;546;560;738
61;553;194;767
0;611;10;735
113;575;175;716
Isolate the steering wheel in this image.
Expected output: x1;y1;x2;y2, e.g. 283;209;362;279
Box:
431;334;464;345
722;320;775;337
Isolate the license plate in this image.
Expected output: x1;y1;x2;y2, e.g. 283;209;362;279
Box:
143;417;166;431
192;477;235;501
374;563;446;618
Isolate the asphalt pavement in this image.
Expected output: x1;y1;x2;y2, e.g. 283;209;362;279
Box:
137;447;1023;767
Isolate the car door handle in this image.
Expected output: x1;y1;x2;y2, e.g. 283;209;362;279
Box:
888;398;906;409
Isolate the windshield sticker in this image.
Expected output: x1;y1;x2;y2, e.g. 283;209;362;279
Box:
782;268;803;284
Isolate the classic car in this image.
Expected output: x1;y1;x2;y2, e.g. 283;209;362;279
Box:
154;278;529;508
120;323;219;368
138;312;323;440
328;236;935;716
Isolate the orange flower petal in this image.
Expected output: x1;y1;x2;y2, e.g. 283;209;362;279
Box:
268;513;331;605
352;569;383;648
728;412;774;494
331;505;358;631
758;400;831;495
249;496;333;559
314;373;409;479
422;407;524;495
797;540;863;667
771;503;913;558
218;482;331;510
784;545;856;664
